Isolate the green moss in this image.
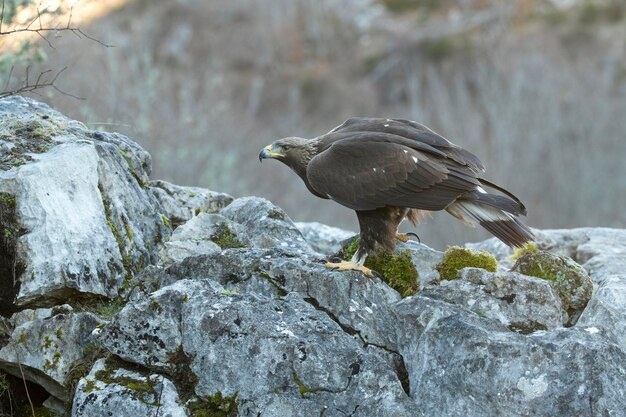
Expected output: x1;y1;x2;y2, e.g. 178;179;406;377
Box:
124;222;134;242
94;357;158;405
419;37;457;61
341;239;419;297
17;332;26;344
510;242;539;261
211;224;247;249
187;391;239;417
0;114;64;169
83;378;100;393
100;184;135;285
378;0;437;13
292;371;323;398
436;246;498;280
160;213;171;229
92;298;124;320
43;352;61;372
42;335;53;350
0;193;16;207
55;327;63;341
149;299;161;312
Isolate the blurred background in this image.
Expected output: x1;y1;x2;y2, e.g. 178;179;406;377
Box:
1;0;625;249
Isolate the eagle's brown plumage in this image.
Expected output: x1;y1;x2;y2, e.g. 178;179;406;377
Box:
260;117;534;272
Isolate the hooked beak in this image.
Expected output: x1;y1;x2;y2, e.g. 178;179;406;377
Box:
259;144;284;162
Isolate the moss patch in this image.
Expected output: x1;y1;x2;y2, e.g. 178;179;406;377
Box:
160;213;171;229
292;371;324;398
187;391;239;417
93;356;159;406
211;224;246;249
436;246;498;280
510;242;539;261
341;239;419;297
512;251;592;325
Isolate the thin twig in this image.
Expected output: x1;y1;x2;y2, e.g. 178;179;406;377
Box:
0;66;85;100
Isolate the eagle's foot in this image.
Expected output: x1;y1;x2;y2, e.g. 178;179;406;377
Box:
325;261;373;277
396;232;420;244
396;233;410;242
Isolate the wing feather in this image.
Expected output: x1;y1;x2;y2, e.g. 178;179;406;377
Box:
307;137;478;211
326;117;484;172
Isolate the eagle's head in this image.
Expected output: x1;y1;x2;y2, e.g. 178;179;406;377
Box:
259;137;318;170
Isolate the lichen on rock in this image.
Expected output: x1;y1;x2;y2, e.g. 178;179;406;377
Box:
512;250;593;326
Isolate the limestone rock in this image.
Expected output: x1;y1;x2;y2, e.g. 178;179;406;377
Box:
295;221;355;255
158;213;247;267
401;240;443;287
0;309;102;401
0;96;170;310
96;279;420;416
220;196;315;254
512;251;592;325
71;358;186;417
577;274;626;351
394;296;626;417
143;249;402;349
422;267;565;332
149;179;233;227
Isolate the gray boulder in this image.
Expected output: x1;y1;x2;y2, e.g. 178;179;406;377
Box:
295;221;355;255
394;295;626;417
0;96;170;309
221;196;315;255
0;308;102;401
71;358;186;417
422;267;565;332
149;179;233;227
141;248;402;349
158;213;246;267
2;99;626;416
95;278;420;416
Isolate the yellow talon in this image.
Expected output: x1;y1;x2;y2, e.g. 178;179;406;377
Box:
325;261;373;277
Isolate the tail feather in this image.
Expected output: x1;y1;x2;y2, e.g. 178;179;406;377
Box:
446;197;534;248
478;178;527;215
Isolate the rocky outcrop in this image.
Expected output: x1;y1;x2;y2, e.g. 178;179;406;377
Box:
1;98;625;416
0;96;171;311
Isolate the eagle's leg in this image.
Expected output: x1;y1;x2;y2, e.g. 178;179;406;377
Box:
396;209;423;243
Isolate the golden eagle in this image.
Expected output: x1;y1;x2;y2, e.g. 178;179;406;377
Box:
259;117;533;276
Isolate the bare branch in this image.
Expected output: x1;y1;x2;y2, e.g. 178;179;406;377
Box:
0;1;111;98
0;1;113;47
0;66;85;100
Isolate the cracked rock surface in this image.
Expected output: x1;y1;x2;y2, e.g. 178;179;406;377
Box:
1;98;625;416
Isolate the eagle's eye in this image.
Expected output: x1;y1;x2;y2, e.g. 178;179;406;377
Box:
281;144;290;151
